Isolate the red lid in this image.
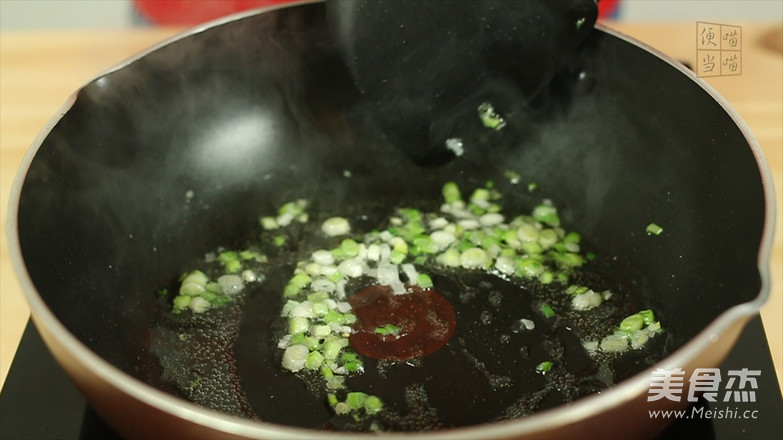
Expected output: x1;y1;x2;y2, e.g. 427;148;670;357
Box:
133;0;295;26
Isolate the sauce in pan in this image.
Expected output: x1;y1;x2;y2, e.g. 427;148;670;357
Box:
150;180;667;432
349;285;456;361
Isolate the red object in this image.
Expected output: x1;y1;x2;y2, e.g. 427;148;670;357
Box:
136;0;622;26
348;285;457;361
133;0;296;26
598;0;620;18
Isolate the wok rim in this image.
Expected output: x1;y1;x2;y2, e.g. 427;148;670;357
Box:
5;3;776;439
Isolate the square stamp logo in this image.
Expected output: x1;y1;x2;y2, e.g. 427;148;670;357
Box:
697;22;742;77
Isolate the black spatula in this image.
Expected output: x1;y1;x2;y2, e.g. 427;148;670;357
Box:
326;0;599;166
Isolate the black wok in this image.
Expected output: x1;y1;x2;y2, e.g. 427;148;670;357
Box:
7;2;775;439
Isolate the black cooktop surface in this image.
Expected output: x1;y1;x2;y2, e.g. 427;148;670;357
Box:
1;316;781;439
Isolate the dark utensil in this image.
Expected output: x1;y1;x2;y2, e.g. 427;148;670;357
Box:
7;2;774;439
325;0;598;166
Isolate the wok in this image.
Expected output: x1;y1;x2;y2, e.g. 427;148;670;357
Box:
7;1;775;439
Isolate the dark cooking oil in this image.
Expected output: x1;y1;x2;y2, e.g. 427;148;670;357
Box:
149;209;667;432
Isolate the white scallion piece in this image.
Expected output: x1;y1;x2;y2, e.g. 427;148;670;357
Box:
276;213;295;227
304;263;321;276
277;334;293;349
582;340;599;353
445;137;464;156
336;301;352;313
320;265;338;277
335;279;347;299
282;345;310;372
457;219;480;230
338;259;363;278
572;290;602;311
290;301;316;318
379;243;391;261
322;217;351;237
460;248;489;269
280;300;299;317
495;256;515;275
241;269;257;283
630;330;650;349
311;278;337;293
188;296;211;313
430;230;456;249
600;334;629;353
401;264;419;284
367;244;381;261
376;263;405;294
312;249;335;266
429;217;449;230
217;274;244;296
479;213;504;227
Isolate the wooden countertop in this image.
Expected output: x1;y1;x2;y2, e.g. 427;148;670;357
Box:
1;23;781;394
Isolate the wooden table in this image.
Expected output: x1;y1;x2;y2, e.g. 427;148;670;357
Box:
1;23;781;394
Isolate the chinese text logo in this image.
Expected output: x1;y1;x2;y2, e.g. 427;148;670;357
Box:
697;22;742;77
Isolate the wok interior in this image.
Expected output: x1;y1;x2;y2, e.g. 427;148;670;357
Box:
17;3;765;427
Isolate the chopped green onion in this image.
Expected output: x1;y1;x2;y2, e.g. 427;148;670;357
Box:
417;273;434;289
282;345;309;372
638;309;656;325
540;304;555;318
341;352;358;363
600;334;629;353
322;217;351;237
218;251;239;266
563;232;581;243
401;208;421;221
389;250;406;265
516;257;545;278
477;102;506;130
646;223;663;236
290;333;319;350
471;188;491;203
619;314;644;333
322;338;348;360
442;182;462;203
240;250;265;261
504;170;521;184
344;360;362;372
363;396;384;414
536;361;553;373
630;330;649;349
461;247;489;269
305;351;325;370
311;301;329;317
311;324;332;339
538;271;554;284
180;270;209;296
538;229;558;248
411;235;439;255
346;392;368;410
289;317;309;335
565;284;589;296
375;324;400;336
532;204;560;227
340;238;360;258
260;216;278;230
172;295;191;314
